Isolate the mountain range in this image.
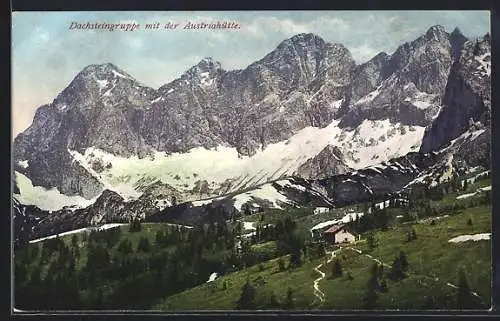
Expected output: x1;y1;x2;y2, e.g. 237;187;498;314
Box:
12;25;491;245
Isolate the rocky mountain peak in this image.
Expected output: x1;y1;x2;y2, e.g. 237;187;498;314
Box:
94;189;125;203
193;57;222;73
13;26;491;206
77;62;137;82
424;25;448;41
52;61;153;112
373;51;390;60
182;57;223;85
449;27;468;61
450;27;465;37
420;30;490;154
286;33;324;45
272;33;327;57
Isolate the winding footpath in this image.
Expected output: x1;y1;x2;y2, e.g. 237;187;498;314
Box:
312;250;338;306
344;246;483;301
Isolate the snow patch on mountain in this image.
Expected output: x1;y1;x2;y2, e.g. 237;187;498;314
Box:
346;120;426;169
475;53;491;77
95;78;108;91
206;272;218;283
445;128;487;150
456;192;477;200
354;85;382;107
330;99;343;109
199;72;215;86
18;160;29;168
404;90;436;110
191;198;221;207
310;212;364;231
29;227;89;243
29;223;131;244
111;69;132;80
56;117;424;205
13;171;98;211
448;233;490;243
232;184;293;210
243;221;256;231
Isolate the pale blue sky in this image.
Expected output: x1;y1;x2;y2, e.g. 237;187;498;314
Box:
12;11;490;136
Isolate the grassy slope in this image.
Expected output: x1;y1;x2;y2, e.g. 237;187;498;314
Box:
152;255;322;310
321;205;491;309
153;205;491;310
351;205;491;301
19;178;491;310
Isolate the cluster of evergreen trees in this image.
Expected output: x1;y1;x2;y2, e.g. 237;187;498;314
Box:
15;218;240;309
236;279;296;310
15;214;309;310
363;263;388;309
346;207;390;236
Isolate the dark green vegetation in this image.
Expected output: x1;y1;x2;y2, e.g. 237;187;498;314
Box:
14;174;491;310
14;213;305;310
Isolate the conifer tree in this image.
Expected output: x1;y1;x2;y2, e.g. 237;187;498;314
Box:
367;232;377;250
269;292;280;309
332;259;343;278
285;287;294;309
457;268;475;309
137;237;151;252
363;263;380;309
278;257;285;272
236;280;256;309
424;295;437;309
411;228;417;240
289;247;302;268
400;251;408;273
380;278;388;293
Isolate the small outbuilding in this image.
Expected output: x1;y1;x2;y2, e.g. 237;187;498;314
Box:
323;224;356;244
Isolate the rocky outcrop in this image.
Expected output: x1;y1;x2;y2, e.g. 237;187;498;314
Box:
13;34;358;197
295;145;350;179
339;25;459;128
12;25;490;220
420;33;491;153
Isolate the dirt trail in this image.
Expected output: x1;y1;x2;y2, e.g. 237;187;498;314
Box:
312;250;338;305
345;247;483;301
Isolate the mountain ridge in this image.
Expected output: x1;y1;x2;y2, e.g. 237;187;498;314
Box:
12;25;490;227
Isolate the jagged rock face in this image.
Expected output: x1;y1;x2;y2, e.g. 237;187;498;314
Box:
295;145;350;179
145;34;356;156
13;33;357;197
13;199;45;248
346;52;392;104
317;153;424;205
449;27;468;62
455;129;490;169
339;25;459;128
26;186;177;239
14;136;103;198
12;26;490;210
420;34;491;153
12;63;155;197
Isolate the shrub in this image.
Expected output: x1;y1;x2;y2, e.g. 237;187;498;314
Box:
278;258;285;272
332;259;343;278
